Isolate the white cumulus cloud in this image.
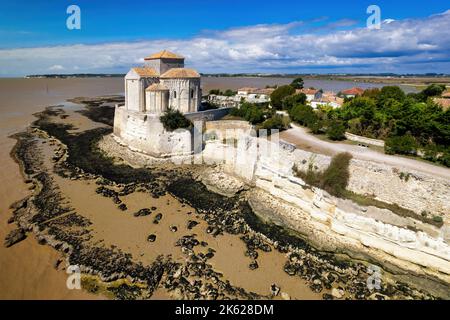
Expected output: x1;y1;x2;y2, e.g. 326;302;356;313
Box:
0;10;449;76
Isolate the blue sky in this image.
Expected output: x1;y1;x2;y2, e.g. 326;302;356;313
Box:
0;0;449;75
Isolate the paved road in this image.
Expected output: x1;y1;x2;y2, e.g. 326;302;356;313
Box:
279;124;450;180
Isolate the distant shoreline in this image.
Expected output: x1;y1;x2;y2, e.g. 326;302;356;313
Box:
20;73;450;87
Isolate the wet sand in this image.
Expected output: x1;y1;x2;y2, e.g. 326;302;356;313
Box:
32;108;320;299
0;78;121;299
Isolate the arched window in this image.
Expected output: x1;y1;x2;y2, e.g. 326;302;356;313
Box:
190;89;194;99
173;91;177;98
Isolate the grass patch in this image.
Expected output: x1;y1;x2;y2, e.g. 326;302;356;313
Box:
294;152;352;198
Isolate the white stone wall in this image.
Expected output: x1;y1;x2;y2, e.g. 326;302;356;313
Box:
113;106;192;157
345;132;385;147
144;59;184;75
145;90;169;114
125;76;156;112
161;78;201;113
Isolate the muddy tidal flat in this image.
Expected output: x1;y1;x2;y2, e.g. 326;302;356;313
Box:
4;96;436;300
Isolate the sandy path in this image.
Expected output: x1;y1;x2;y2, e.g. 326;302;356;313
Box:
0;78;122;299
280;124;450;180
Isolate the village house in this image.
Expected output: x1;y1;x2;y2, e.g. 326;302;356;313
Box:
208;87;274;107
433;90;450;110
236;87;273;103
340;87;364;98
311;91;344;109
296;88;323;102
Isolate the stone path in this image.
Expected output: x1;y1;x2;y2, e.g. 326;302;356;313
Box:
280;124;450;180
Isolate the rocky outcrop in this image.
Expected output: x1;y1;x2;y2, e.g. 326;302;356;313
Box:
4;228;27;247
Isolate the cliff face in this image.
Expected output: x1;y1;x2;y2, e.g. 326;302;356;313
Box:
200;137;450;297
100;129;450;297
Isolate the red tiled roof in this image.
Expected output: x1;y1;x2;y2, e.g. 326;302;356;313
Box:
144;50;184;60
297;88;319;95
160;68;200;78
132;67;158;77
433;98;450;110
341;87;364;95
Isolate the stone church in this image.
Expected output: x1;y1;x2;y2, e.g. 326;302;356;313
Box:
125;50;202;114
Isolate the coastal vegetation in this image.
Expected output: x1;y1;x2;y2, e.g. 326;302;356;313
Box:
283;84;450;167
159;108;192;131
229;102;290;132
209;89;237;96
294;152;352;198
270;85;296;109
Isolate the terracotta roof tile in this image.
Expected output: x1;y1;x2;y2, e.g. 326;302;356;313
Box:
144;50;184;60
132;67;158;77
160;68;200;79
433;98;450;110
146;83;169;91
297;88;319;95
341;87;365;95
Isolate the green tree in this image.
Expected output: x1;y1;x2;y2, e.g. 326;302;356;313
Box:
290;77;304;90
223;89;237;96
282;93;307;111
321;152;352;197
262;115;289;132
326;119;346;140
270;85;296;109
377;86;406;106
159;108;192;131
422;84;446;98
209;89;222;95
289;104;315;126
385;134;417;155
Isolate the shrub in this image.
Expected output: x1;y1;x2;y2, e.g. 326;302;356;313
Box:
282;93;307;111
261;115;289;132
326;120;346;141
432;215;443;224
321;152;352;197
294;152;352;198
159;108;192;131
385;134;417;155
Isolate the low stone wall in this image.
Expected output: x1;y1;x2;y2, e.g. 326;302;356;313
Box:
345;132;385;147
113;106;193;157
204;120;254;142
185;107;232;122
